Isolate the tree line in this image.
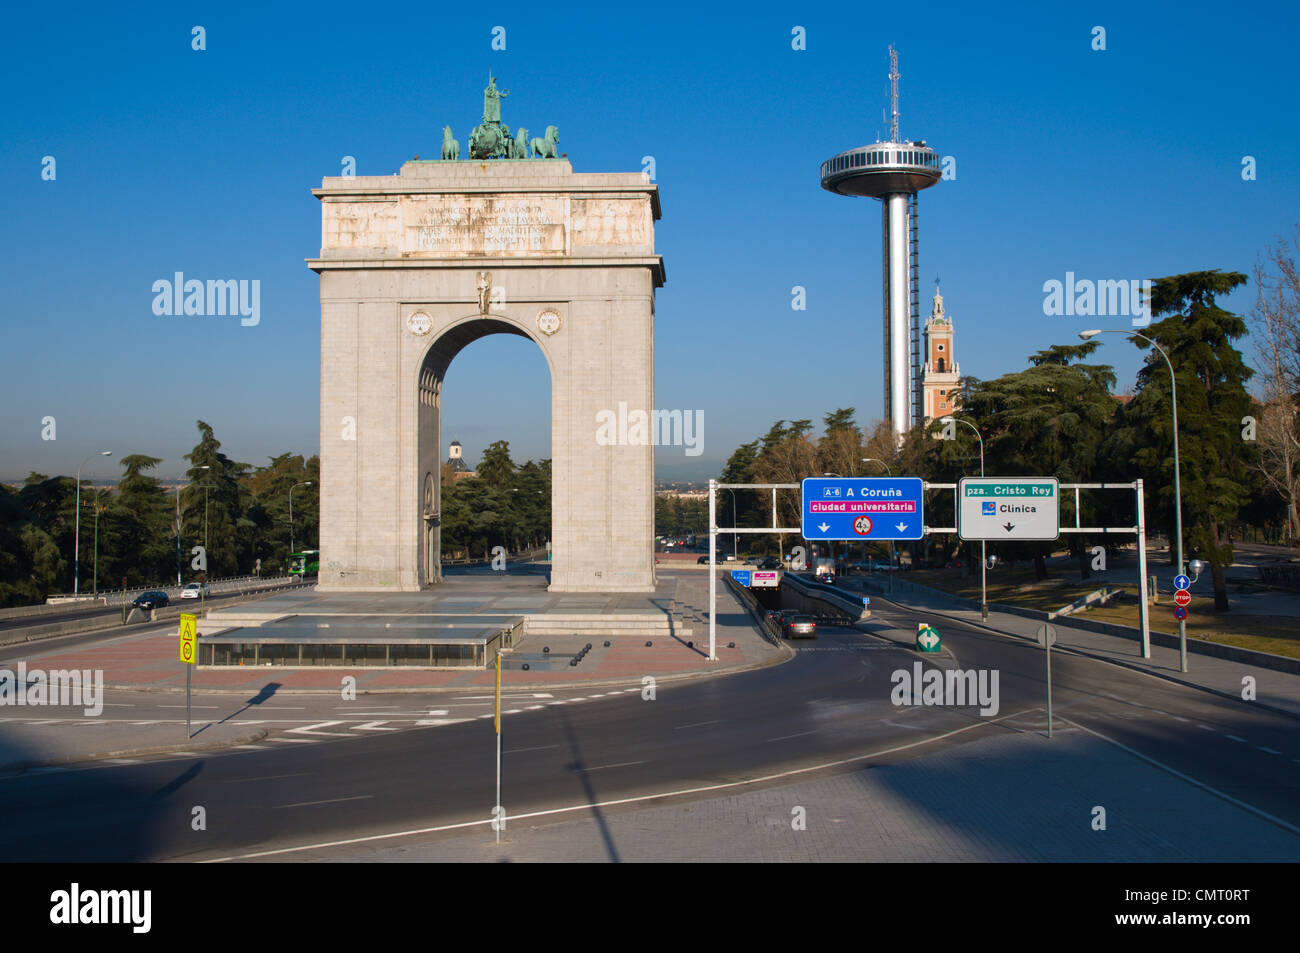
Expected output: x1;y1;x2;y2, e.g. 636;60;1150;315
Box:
0;421;319;607
718;268;1297;614
438;440;551;559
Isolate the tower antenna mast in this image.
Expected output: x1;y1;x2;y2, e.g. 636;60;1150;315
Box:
889;45;900;142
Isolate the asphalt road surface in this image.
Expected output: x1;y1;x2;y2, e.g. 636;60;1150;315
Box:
1;593;1295;861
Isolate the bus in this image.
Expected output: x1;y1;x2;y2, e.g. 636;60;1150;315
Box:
288;550;320;575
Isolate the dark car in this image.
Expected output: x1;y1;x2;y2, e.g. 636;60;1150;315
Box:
132;590;169;610
757;556;781;570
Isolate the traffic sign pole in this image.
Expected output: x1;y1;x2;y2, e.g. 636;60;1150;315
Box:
178;613;197;739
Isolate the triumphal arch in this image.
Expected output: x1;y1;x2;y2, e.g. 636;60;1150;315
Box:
309;79;664;592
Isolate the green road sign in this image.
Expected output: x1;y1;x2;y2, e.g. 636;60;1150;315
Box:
916;624;941;653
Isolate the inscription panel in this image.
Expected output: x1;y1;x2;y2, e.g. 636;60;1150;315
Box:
401;195;568;256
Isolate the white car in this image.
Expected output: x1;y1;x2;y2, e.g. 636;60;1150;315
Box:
180;583;209;599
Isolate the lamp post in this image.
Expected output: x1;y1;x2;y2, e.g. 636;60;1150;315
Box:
862;458;896;592
74;450;111;596
942;417;987;620
177;465;211;586
289;481;313;558
1081;327;1187;672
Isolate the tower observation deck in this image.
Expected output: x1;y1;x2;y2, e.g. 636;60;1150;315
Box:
819;47;941;437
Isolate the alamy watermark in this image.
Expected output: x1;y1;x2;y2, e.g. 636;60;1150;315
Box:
595;402;703;456
1042;273;1152;328
152;272;260;326
890;662;999;716
0;664;103;716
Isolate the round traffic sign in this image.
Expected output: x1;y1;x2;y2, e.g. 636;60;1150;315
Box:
853;515;873;536
1173;606;1187;620
1035;623;1057;647
1174;574;1191;590
181;642;193;661
1174;589;1192;608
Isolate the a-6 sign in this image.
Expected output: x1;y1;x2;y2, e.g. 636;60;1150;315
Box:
958;477;1059;541
801;477;924;542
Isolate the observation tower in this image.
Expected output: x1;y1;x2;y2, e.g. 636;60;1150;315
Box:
819;47;942;437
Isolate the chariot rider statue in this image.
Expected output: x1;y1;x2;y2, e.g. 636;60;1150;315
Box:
483;75;508;124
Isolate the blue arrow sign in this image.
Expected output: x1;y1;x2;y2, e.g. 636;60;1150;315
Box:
801;477;925;542
1174;574;1191;590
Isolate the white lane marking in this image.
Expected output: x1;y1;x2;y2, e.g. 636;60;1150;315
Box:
767;729;817;743
587;693;605;698
219;773;310;783
503;709;522;715
202;709;1027;862
272;795;373;809
236;745;270;750
354;722;397;731
1197;724;1215;731
1172;715;1190;722
675;720;721;730
425;710;449;716
573;761;645;773
103;758;141;764
506;744;560;754
548;701;567;706
159;705;219;709
130;721;163;726
416;718;468;726
526;705;544;710
287;721;351;737
1259;747;1281;755
266;738;316;744
21;719;62;726
569;698;587;702
1225;735;1247;743
1063;717;1300;838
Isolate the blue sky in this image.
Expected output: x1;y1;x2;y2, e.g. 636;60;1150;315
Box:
2;0;1297;482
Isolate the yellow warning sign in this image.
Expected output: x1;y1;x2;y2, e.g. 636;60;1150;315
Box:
179;613;197;665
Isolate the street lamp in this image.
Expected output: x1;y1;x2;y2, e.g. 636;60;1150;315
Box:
862;458;896;592
177;465;211;586
289;481;313;557
74;450;111;596
941;417;988;620
1081;327;1187;671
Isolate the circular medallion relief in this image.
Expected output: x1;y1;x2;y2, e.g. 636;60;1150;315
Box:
537;309;562;336
407;311;433;336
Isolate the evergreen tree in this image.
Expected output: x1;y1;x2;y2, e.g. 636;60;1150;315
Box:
1107;270;1255;611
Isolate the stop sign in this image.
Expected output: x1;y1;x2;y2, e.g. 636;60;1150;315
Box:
1174;589;1192;607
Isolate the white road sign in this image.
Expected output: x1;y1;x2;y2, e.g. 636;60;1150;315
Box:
958;477;1059;541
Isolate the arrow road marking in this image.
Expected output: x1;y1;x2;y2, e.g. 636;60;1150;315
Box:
286;721;352;737
354;721;398;731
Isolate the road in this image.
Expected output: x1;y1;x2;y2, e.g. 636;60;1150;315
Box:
1;592;1295;861
0;585;308;635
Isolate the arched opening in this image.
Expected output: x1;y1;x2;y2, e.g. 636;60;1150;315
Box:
416;315;553;586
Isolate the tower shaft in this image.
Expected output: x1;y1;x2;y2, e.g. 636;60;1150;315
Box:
883;193;911;436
